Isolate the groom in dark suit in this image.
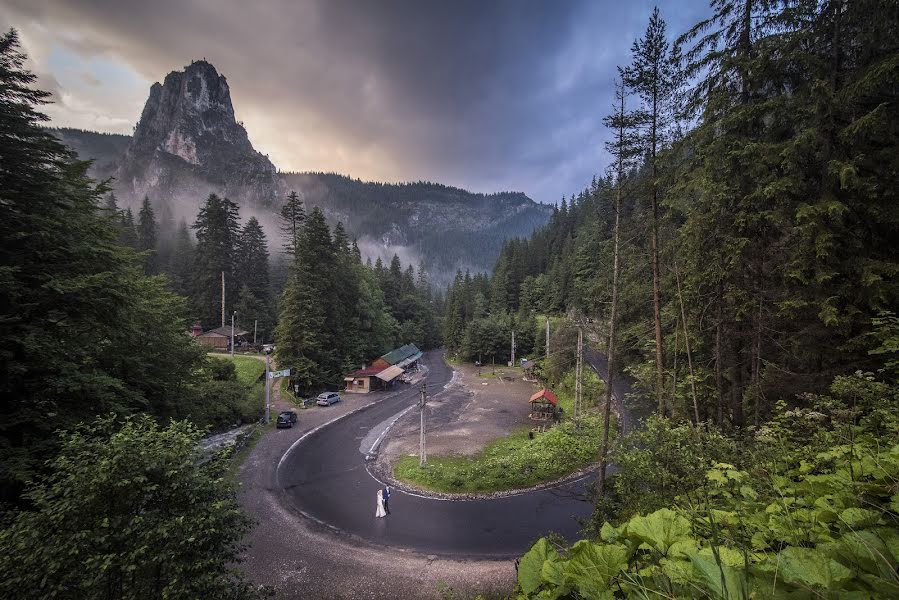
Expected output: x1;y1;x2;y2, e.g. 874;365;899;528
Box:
382;486;391;514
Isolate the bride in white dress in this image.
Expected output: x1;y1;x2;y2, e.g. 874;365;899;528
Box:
375;488;387;518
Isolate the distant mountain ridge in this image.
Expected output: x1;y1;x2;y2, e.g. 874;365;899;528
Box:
49;60;553;279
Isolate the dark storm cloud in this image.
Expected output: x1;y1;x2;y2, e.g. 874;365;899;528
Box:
2;0;709;202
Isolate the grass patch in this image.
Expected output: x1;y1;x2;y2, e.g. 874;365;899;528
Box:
393;415;613;493
207;355;266;424
225;355;266;386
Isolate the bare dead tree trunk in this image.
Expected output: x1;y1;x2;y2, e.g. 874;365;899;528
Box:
598;80;626;500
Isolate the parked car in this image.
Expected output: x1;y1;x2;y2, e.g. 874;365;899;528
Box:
316;392;341;406
276;411;298;428
262;344;275;355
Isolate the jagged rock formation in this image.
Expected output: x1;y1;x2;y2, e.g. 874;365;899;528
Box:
49;60;553;283
116;60;282;209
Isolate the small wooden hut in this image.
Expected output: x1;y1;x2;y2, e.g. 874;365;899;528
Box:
528;388;559;422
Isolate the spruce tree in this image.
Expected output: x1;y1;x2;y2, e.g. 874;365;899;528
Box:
235;217;271;339
622;6;680;415
279;190;305;255
121;207;138;249
136;196;157;274
191;194;240;328
0;30;205;504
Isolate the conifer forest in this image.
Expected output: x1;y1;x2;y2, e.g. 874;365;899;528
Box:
1;0;898;598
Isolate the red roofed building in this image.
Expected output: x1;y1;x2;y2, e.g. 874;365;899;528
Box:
344;365;386;394
529;388;559;421
529;389;558;405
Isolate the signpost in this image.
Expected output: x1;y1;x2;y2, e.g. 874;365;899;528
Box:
264;360;291;424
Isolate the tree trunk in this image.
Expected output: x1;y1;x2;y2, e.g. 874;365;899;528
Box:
650;92;665;415
715;285;725;426
598;81;625;501
675;260;700;423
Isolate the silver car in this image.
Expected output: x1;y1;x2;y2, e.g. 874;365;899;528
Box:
316;392;341;406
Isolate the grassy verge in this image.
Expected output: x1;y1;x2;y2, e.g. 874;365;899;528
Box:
227;355;266;385
208;354;266;423
393;415;612;493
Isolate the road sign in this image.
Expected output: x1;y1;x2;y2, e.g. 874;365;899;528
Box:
267;368;291;379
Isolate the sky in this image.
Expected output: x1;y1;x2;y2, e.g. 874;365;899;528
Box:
1;0;710;204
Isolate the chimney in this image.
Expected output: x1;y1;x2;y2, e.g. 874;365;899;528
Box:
191;322;203;337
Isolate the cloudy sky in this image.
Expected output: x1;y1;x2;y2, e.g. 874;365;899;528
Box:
2;0;709;203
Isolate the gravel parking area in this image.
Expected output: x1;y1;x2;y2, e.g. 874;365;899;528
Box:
371;363;542;486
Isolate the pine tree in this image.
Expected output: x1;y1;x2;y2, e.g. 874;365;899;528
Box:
235;217;270;338
191;194;240;328
275;207;341;387
121;207;138;249
279;190;305;255
622;6;681;415
167;220;194;298
0;30;205;504
136;196;157;274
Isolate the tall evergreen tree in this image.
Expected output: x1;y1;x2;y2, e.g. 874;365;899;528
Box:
166;220;194;298
235;217;271;339
0;30;205;504
191;194;240;328
622;6;681;415
279;190;305;255
136;196;157;274
120;207;138;249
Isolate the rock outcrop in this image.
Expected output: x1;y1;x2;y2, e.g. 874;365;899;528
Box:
116;60;282;208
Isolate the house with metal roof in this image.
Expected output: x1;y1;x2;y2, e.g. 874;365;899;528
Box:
193;325;249;350
371;343;422;370
344;344;423;393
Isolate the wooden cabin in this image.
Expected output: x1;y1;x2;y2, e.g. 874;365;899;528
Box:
528;388;559;422
195;325;249;350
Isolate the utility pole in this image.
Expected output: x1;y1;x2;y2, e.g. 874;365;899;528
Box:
511;330;516;367
254;319;258;345
231;311;236;357
419;385;427;466
575;325;583;430
221;271;225;328
545;317;550;361
264;354;271;424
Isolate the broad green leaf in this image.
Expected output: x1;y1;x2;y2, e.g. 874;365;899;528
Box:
518;538;558;595
699;546;746;568
600;522;622;543
840;508;881;529
627;509;692;555
564;541;629;591
688;551;747;599
777;546;853;589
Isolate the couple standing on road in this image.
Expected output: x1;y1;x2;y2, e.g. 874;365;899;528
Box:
375;486;391;518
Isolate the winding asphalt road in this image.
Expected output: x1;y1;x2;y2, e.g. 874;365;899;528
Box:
276;349;630;558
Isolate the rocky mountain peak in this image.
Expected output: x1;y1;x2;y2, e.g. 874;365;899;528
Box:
118;60;281;207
